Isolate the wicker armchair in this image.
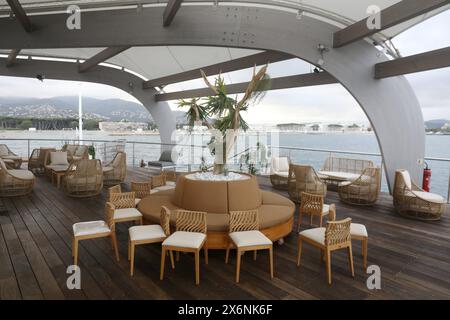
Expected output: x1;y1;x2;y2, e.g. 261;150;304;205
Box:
103;151;126;186
28;148;56;174
338;167;381;206
270;157;290;190
64;159;103;197
320;157;375;188
0;159;35;197
62;144;89;163
393;169;445;221
288;164;327;203
0;144;23;169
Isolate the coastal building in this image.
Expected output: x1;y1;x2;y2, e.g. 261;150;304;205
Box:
99;121;148;132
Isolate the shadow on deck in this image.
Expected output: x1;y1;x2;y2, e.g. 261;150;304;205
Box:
0;167;449;300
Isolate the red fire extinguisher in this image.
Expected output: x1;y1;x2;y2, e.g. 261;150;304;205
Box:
422;162;431;192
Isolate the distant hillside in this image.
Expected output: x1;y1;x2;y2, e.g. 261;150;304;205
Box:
0;96;186;124
425;119;450;130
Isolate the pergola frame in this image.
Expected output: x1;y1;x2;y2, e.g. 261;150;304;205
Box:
1;0;448;192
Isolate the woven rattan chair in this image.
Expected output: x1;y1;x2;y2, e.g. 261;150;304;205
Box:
225;210;273;283
0;144;23;169
0;159;35;197
297;192;335;231
320;157;375;188
64;159;103;197
103;151;127;186
393;169;445;221
109;192;143;225
270;157;290;190
338;167;381;205
151;172;176;192
72;202;119;266
160;209;208;285
128;206;173;276
107;184;122;202
28;148;56;174
288;164;327;203
297;218;354;285
62;144;89;163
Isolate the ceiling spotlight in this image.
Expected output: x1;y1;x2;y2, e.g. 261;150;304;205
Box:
136;3;143;13
36;74;45;82
313;67;320;74
296;9;304;20
213;0;219;9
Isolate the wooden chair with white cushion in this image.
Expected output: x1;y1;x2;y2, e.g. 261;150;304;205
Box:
297;218;354;285
109;192;143;225
270;156;290;189
225;210;273;283
72;202;119;265
393;169;445;221
328;209;368;269
151;173;176;192
131;181;158;206
160;210;208;285
297;192;335;231
107;184;122;202
128;206;173;276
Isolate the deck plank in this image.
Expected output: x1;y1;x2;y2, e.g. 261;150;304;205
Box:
0;167;448;300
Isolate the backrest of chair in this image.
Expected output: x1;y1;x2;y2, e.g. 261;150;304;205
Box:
0;144;10;157
39;148;56;164
109;192;135;209
105;202;116;231
325;218;351;247
75;159;102;177
111;151;126;167
322;157;374;174
289;164;321;184
160;206;171;236
299;192;324;215
271;157;289;173
176;210;207;234
108;184;122;201
130;181;152;199
163;170;177;183
152;174;166;187
229;210;259;233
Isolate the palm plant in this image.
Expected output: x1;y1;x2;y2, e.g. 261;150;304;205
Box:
178;65;271;174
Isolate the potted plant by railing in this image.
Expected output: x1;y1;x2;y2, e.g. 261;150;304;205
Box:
178;66;271;175
88;145;96;159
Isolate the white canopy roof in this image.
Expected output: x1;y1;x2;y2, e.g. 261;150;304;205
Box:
0;1;448;83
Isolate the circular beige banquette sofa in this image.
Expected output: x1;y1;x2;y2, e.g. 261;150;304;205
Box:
137;173;295;249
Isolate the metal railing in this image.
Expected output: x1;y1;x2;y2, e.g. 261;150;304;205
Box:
1;137;449;203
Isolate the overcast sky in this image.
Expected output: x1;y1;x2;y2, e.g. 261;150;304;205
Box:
0;10;449;124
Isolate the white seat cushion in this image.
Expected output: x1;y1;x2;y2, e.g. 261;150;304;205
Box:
102;166;114;173
299;227;325;245
46;164;70;172
322;204;331;215
135;198;141;206
166;181;176;187
114;208;142;221
8;169;35;180
162;231;206;249
129;225;166;242
229;230;272;247
400;170;412;190
154;185;176;192
50;151;69;165
350;223;368;238
412;191;445;204
318;171;360;181
273;171;289;177
73;220;110;237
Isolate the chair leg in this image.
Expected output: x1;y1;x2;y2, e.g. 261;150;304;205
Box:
73;238;79;266
326;249;332;285
310;214;313;227
319;215;323;228
160;248;166;280
236;249;242;283
130;242;135;276
128;241;131;261
348;245;355;277
111;233;120;262
296;238;302;267
362;238;368;269
195;250;200;285
204;246;209;265
296;209;302;232
169;251;175;269
253;250;257;261
225;242;231;264
269;246;274;279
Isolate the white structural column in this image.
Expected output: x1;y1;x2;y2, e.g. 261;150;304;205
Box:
0;5;425;191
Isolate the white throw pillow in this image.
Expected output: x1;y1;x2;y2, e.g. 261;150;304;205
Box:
278;157;290;172
0;145;9;157
50;151;69;165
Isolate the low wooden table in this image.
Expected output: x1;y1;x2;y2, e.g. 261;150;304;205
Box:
51;169;67;189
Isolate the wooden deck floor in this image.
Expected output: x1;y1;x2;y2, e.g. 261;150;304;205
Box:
0;167;449;300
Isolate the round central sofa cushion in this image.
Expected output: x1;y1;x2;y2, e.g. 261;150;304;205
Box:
138;188;294;232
